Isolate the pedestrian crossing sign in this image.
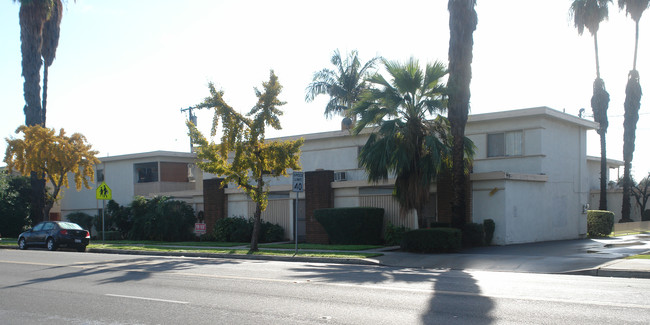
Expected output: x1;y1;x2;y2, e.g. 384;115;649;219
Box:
96;181;112;200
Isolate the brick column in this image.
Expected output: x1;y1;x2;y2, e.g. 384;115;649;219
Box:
305;170;334;244
203;178;226;233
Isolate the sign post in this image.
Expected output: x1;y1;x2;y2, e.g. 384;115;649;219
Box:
292;171;304;256
96;181;112;242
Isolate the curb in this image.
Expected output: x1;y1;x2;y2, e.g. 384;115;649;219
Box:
87;248;382;266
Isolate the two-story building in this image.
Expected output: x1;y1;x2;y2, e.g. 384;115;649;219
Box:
58;106;615;245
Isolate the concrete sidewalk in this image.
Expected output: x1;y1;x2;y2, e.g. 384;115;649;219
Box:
367;234;650;278
3;234;650;278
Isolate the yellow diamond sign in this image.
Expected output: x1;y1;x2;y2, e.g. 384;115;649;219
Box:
96;181;112;200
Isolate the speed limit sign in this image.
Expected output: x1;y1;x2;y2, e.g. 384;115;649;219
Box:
292;171;304;192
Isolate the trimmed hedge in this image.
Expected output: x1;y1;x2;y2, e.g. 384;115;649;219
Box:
643;209;650;222
483;219;495;245
213;217;284;243
462;223;485;247
384;222;409;246
400;228;462;253
314;207;384;245
95;231;122;241
587;210;614;237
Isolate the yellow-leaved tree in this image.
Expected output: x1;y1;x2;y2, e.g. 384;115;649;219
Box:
4;125;100;220
188;70;303;251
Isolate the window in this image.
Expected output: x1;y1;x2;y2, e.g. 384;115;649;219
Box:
96;169;105;183
134;162;159;183
487;131;522;157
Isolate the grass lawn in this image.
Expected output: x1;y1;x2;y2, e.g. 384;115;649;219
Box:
259;243;384;251
88;243;382;259
90;240;247;247
626;254;650;259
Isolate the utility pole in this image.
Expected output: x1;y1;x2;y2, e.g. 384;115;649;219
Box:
181;106;198;152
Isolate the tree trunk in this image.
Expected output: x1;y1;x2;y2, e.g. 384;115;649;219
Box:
621;70;642;222
42;65;49;126
447;0;477;229
250;204;262;252
20;2;48;225
598;131;607;210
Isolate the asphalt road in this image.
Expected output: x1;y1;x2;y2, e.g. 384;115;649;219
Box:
1;249;649;324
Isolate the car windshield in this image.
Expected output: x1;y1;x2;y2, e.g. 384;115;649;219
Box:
58;222;83;230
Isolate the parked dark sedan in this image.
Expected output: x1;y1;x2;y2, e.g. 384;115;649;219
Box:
18;221;90;252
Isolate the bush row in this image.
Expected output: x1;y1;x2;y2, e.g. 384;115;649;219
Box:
315;207;384;245
212;217;284;243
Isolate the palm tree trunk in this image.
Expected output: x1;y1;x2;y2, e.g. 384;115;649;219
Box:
633;21;639;71
447;0;477;228
598;131;607;210
20;2;48;226
42;66;49;126
594;32;601;79
621;70;642;222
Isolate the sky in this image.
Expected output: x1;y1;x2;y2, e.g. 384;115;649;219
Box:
1;0;649;179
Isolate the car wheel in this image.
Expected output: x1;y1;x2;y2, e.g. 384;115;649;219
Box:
46;238;57;251
77;245;86;252
18;238;27;250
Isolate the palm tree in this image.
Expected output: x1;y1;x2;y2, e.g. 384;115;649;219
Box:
16;0;56;225
447;0;477;229
305;49;381;120
352;58;474;228
618;0;649;222
41;0;63;126
570;0;612;210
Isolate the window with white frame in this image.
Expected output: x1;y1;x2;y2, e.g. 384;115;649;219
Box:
487;131;522;157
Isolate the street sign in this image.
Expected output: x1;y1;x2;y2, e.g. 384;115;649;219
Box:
292;171;304;192
96;181;112;200
194;223;207;235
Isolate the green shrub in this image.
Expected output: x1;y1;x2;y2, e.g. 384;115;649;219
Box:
643;210;650;222
66;212;94;235
128;196;196;241
429;222;451;228
260;221;284;243
213;216;284;243
483;219;495;245
400;228;462;253
384;222;409;246
95;231;122;241
314;207;384;245
0;174;31;237
587;210;614;237
462;223;485;247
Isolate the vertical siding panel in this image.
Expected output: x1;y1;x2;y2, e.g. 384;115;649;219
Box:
248;199;291;239
360;195;415;229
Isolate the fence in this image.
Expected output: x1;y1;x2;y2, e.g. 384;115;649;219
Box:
613;221;650;235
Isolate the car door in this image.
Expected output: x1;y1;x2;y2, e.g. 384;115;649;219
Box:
25;222;45;245
39;222;56;244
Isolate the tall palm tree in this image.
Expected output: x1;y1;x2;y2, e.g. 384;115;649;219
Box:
305;49;381;120
447;0;477;229
41;0;63;127
16;0;56;225
352;58;474;228
570;0;612;210
618;0;649;222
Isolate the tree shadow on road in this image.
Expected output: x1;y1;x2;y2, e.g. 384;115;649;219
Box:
2;253;242;289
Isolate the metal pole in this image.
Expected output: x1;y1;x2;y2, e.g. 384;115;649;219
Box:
102;199;105;242
295;191;299;255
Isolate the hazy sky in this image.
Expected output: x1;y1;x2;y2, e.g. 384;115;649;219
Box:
1;0;648;178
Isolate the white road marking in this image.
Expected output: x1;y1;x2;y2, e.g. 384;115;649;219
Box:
105;294;189;304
